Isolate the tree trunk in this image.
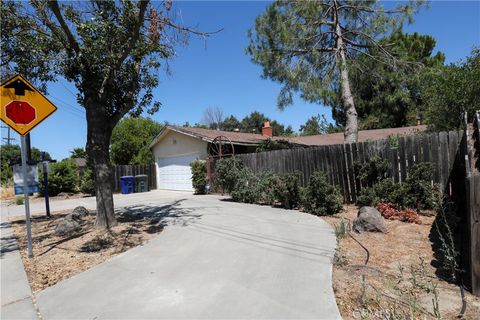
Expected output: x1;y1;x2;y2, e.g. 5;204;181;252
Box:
86;105;117;228
334;1;358;143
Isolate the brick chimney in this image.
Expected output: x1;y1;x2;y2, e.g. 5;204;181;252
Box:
416;114;423;126
262;121;273;137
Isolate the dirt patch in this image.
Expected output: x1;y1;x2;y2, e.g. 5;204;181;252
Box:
323;205;480;319
10;208;165;293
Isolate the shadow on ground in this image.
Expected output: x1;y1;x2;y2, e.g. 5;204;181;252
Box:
0;222;19;257
116;199;202;228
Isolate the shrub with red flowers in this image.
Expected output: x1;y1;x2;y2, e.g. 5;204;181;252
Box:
376;202;421;224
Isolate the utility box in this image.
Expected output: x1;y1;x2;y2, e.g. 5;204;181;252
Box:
134;175;149;193
120;176;135;194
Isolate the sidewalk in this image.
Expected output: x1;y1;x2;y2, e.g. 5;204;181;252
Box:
1;205;38;320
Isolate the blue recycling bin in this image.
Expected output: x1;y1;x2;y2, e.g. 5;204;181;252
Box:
120;176;135;194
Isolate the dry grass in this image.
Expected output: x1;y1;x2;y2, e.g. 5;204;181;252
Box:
323;205;480;319
0;186;15;200
10;209;164;293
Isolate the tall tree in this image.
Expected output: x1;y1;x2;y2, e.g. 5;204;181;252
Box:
247;0;422;143
421;49;480;131
300;116;323;136
70;148;87;159
219;115;241;131
201;106;224;130
241;111;269;133
332;32;445;129
2;0;217;227
111;116;163;165
300;114;340;135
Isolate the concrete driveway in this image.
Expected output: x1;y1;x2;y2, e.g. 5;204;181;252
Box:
27;190;340;319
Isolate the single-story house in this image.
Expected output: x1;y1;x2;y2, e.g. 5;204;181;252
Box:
149;122;426;191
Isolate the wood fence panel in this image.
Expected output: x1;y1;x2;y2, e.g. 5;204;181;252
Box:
391;148;399;183
351;143;362;193
439;132;449;190
339;145;350;203
431;133;440;184
467;174;480;296
398;137;407;183
111;164;157;193
405;135;414;174
412;134;420;163
422;133;431;163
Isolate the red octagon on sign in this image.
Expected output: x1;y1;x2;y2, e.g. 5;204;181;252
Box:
5;100;36;125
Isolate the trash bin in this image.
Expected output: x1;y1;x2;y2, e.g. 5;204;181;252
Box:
120;176;135;194
134;175;149;193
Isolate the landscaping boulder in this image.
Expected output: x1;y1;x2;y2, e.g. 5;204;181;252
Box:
54;217;80;237
70;206;90;220
353;206;386;233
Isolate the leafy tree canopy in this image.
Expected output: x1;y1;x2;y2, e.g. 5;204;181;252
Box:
70;148;87;159
421;49;480;131
219;115;241;131
111;116;163;165
299;114;342;136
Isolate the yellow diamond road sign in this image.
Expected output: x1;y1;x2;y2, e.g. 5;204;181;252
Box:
0;74;57;136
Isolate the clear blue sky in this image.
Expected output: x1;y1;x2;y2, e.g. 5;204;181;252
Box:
2;1;479;160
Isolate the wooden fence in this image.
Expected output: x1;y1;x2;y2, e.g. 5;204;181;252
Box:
237;130;463;203
111;164;156;193
465;111;480;296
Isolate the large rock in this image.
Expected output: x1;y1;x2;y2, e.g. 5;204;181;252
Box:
54;217;80;237
70;206;89;220
353;206;386;233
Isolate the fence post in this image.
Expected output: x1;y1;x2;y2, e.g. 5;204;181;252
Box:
470;174;480;296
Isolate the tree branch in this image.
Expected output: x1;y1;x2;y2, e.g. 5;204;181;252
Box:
48;0;80;53
116;0;149;67
164;20;223;37
342;37;371;49
273;47;337;56
30;0;70;50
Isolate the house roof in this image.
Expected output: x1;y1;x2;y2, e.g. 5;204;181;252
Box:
289;125;427;146
150;124;427;149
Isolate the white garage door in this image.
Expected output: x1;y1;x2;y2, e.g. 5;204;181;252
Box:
157;154;199;191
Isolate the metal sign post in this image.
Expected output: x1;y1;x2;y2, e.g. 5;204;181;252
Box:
20;135;34;258
41;152;51;218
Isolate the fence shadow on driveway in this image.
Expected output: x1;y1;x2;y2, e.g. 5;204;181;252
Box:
115;199;202;229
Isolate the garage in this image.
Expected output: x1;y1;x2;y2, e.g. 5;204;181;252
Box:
157;154;199;191
149;125;267;191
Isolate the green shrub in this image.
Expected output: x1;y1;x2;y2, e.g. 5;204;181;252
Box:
215;157;244;193
230;168;260;203
357;162;438;210
256;139;294;152
15;195;24;205
302;171;343;216
357;178;399;206
1;163;13;186
190;160;207;195
354;155;390;187
401;163;439;210
39;159;78;196
273;172;301;209
256;171;278;205
80;169;96;195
